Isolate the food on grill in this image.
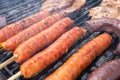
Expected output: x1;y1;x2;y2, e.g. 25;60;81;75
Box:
8;27;85;80
87;59;120;80
61;0;86;14
0;0;86;51
0;18;73;70
86;0;120;55
18;27;86;78
41;0;74;11
0;16;7;29
14;17;73;63
0;9;51;43
89;0;120;19
45;33;112;80
41;0;86;15
85;18;120;33
85;18;120;55
0;17;73;70
0;13;63;51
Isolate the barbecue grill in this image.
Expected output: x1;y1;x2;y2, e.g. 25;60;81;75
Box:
0;0;119;80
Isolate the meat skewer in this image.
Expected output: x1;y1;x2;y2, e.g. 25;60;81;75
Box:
8;27;86;80
0;17;73;69
85;18;120;55
0;13;63;51
0;0;86;51
87;59;120;80
0;0;86;43
45;33;112;80
0;9;51;43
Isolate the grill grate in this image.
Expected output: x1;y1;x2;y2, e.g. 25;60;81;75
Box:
0;0;119;80
0;0;44;24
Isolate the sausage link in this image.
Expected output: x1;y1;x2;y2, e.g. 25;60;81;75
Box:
87;59;120;80
45;33;112;80
85;18;120;55
0;9;51;42
1;13;63;50
14;17;73;63
20;27;86;78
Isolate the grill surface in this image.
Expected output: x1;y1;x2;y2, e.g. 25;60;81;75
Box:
0;0;119;80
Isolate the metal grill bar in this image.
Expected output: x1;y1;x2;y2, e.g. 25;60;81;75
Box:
0;0;43;15
0;0;22;9
7;0;44;24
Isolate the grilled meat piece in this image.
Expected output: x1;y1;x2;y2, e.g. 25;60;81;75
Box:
85;18;120;55
60;0;86;14
86;0;120;55
87;59;120;80
41;0;86;15
41;0;74;11
89;0;120;19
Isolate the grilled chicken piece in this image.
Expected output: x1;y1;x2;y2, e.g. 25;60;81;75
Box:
60;0;86;14
41;0;74;11
40;0;86;14
89;0;120;19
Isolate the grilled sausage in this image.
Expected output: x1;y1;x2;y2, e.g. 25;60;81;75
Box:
1;13;63;51
0;9;51;42
45;33;112;80
87;59;120;80
20;27;86;78
85;18;120;55
14;17;73;63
